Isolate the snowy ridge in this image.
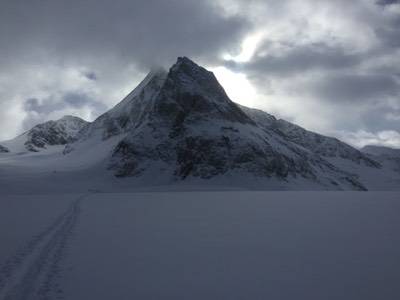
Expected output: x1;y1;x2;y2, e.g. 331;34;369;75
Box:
361;145;400;158
360;145;400;176
73;68;167;143
1;57;399;191
241;106;379;167
1;116;88;153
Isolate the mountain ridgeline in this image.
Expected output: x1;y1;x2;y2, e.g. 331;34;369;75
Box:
1;57;399;190
64;57;388;190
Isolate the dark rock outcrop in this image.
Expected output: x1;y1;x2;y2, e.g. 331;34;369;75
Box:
0;145;9;153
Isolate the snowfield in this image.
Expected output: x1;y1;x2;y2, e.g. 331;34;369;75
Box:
1;57;400;299
1;191;400;299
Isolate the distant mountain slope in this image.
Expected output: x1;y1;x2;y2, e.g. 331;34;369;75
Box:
361;145;400;175
361;145;400;158
241;106;380;168
1;116;88;153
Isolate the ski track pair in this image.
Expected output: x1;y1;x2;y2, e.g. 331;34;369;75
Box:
0;194;87;300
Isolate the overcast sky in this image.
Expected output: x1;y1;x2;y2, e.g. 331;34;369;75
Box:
0;0;399;148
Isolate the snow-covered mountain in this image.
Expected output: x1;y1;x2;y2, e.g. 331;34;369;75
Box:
0;115;88;153
241;106;380;167
61;57;393;190
361;145;400;158
1;57;399;191
361;145;400;174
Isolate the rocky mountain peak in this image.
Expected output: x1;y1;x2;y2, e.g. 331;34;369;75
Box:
79;57;254;141
170;57;213;80
167;56;229;100
153;57;254;126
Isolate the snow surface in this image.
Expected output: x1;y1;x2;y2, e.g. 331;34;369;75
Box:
1;191;400;299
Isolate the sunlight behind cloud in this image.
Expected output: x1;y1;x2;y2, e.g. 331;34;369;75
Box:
222;32;264;63
210;66;258;107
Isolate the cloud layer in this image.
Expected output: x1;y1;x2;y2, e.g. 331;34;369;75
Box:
0;0;399;148
223;0;400;147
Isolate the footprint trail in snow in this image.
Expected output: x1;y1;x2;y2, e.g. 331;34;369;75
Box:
0;194;86;300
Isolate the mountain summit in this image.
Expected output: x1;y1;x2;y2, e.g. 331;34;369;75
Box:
61;57;392;190
157;57;254;125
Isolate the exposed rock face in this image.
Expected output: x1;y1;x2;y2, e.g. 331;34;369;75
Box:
68;57;375;190
24;116;89;152
0;145;9;153
155;57;254;126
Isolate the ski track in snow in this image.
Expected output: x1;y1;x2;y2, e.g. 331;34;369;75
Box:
0;194;86;300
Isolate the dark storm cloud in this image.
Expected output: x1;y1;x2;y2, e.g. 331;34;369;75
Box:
376;0;400;6
24;98;42;114
0;0;249;69
22;93;107;130
216;0;400;147
63;92;106;110
227;43;364;77
84;72;97;81
375;25;400;47
360;107;400;132
24;97;67;115
312;74;400;103
226;40;398;106
24;94;105;115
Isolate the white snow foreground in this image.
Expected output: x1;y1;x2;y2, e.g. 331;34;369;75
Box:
1;57;400;191
0;194;85;300
0;192;400;299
